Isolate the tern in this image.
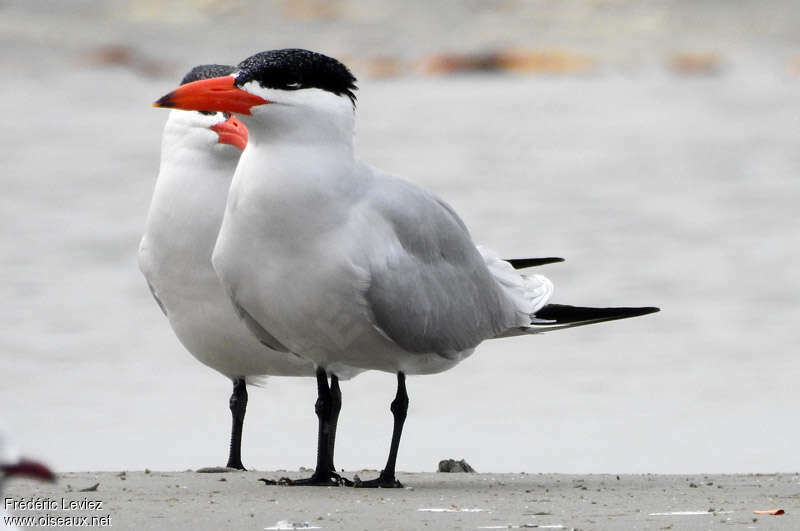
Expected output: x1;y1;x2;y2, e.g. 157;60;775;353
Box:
154;49;659;487
140;64;363;475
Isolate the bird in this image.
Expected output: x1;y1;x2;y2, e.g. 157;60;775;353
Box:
1;430;55;530
153;49;659;487
140;64;363;478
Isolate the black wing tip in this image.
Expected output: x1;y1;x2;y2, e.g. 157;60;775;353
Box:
153;92;176;108
535;303;660;323
507;257;565;269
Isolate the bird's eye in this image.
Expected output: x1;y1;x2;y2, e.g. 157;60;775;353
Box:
286;82;302;89
198;110;217;116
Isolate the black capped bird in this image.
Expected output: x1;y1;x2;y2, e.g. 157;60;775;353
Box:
140;64;361;474
154;49;659;487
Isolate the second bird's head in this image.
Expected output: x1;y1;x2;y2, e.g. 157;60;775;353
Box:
162;64;248;157
154;49;358;142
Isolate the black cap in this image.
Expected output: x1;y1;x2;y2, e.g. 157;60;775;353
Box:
181;64;237;85
235;49;357;105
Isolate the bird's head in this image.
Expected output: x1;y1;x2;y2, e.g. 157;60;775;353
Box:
154;49;358;144
161;64;249;156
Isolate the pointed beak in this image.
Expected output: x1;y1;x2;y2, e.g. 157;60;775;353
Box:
210;115;248;151
153;76;269;115
2;458;56;482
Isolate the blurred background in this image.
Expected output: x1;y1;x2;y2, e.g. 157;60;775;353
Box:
1;0;798;474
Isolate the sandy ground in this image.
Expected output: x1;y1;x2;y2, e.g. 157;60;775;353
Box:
2;0;800;481
4;471;798;530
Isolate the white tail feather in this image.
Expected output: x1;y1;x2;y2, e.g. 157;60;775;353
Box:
477;245;554;323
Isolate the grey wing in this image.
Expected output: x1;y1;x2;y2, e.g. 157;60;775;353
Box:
364;177;522;355
230;298;291;353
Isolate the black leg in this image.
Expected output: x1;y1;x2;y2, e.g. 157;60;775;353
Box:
279;368;351;486
328;374;342;472
355;372;408;488
226;378;247;470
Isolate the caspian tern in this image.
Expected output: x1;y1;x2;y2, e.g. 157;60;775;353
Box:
140;64;363;476
153;49;659;487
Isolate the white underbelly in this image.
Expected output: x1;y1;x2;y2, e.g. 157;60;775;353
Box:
140;246;313;379
217;250;474;376
166;292;313;378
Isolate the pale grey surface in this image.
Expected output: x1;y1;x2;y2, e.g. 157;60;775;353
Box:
1;1;799;476
4;471;799;530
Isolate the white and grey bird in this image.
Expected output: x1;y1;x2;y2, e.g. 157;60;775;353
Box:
140;64;361;473
154;49;659;487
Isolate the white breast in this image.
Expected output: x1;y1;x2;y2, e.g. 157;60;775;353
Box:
139;115;314;379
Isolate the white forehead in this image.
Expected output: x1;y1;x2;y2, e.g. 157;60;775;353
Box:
166;108;228;129
161;109;240;158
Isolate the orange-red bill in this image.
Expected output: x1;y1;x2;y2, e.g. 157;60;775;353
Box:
210;115;248;151
153;76;269;115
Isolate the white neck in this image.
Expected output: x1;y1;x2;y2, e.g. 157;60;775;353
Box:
238;84;356;151
219;86;366;248
143;111;240;262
